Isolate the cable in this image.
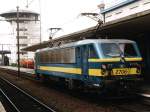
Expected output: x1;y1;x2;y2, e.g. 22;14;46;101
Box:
26;0;35;8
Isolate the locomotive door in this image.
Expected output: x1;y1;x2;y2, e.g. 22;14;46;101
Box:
81;45;88;78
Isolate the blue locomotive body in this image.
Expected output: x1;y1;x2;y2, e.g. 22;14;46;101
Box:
35;39;143;89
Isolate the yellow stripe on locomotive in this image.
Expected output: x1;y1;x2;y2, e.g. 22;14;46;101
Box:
39;66;82;74
88;57;142;62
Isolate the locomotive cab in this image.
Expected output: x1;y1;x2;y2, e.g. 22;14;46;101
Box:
88;40;143;91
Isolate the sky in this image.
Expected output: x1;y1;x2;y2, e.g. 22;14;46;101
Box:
0;0;125;44
0;0;101;42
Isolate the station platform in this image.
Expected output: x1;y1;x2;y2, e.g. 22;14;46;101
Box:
140;82;150;97
0;66;35;75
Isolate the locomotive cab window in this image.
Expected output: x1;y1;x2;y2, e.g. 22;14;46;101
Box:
100;43;139;58
121;43;138;57
101;43;122;58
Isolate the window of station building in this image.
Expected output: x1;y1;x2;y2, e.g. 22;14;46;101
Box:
89;45;97;58
16;44;28;47
105;14;112;18
19;44;28;47
130;5;138;10
16;28;27;31
35;16;39;21
115;10;123;15
18;36;28;39
20;51;27;55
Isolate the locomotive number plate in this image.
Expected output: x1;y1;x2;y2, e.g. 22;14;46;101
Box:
112;68;130;75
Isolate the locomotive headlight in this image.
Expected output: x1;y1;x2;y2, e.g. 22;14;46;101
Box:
101;64;109;76
136;68;141;74
136;64;141;74
102;64;107;69
101;70;105;75
101;69;109;76
130;63;141;74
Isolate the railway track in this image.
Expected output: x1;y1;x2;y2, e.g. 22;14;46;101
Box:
1;68;150;112
0;77;56;112
0;89;19;112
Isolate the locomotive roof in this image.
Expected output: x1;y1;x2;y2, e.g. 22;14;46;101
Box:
36;39;135;52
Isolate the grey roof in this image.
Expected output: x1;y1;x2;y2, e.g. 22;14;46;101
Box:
37;39;135;52
62;39;134;47
0;9;39;17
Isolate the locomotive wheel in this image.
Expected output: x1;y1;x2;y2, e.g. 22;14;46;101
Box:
67;79;83;90
35;73;41;80
59;78;66;88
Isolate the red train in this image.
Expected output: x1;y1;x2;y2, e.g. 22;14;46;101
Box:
20;59;34;69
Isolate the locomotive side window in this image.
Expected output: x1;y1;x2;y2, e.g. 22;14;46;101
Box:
63;48;76;63
89;45;97;58
45;51;49;63
39;52;44;63
48;51;51;62
39;47;76;64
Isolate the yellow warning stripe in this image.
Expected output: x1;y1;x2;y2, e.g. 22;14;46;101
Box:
125;58;142;61
39;66;140;76
88;57;142;62
39;66;82;74
88;69;102;76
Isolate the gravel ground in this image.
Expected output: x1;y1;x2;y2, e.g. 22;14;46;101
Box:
0;69;122;112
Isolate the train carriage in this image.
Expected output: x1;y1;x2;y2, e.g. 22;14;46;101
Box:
35;39;143;91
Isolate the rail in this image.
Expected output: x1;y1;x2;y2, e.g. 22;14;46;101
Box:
0;77;56;112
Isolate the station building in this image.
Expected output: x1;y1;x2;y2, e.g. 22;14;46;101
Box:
0;10;40;64
101;0;150;22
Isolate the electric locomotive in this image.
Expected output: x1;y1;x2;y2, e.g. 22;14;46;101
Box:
35;39;143;91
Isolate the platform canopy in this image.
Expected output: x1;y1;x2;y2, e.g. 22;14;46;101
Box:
22;9;150;52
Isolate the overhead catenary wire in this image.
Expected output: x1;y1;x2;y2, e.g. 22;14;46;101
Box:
26;0;35;8
59;7;100;27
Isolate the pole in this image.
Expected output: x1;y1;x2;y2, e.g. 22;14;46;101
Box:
2;44;4;65
17;6;20;77
39;0;42;43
